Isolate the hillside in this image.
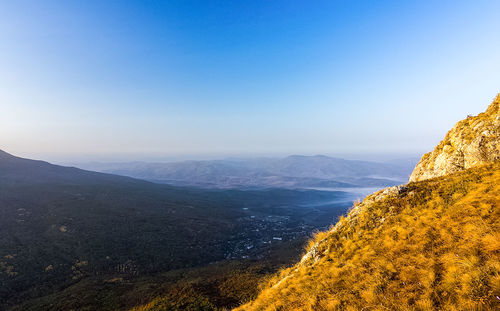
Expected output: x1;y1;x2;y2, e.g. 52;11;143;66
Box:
234;96;500;310
0;150;351;310
0;150;148;185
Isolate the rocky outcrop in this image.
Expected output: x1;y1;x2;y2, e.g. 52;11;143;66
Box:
409;94;500;182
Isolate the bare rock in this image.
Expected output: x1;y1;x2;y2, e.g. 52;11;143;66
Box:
410;94;500;182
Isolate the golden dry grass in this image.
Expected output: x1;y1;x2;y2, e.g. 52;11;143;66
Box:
237;163;500;311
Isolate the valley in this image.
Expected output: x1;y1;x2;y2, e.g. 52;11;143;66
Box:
0;151;360;310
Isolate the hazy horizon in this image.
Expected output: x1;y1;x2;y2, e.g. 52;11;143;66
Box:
2;149;423;165
1;1;500;158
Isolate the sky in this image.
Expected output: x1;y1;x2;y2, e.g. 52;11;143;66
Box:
0;0;499;162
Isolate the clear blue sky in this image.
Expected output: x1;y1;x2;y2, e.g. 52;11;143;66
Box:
1;0;499;161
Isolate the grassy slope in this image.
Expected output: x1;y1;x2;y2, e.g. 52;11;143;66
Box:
237;163;500;310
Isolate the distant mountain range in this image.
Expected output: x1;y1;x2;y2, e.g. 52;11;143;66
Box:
73;155;419;189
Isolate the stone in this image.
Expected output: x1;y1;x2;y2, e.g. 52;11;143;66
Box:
410;94;500;182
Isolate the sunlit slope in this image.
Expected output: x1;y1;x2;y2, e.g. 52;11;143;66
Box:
236;94;500;311
236;162;500;310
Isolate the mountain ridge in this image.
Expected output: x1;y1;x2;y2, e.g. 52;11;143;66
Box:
0;148;153;185
72;155;415;190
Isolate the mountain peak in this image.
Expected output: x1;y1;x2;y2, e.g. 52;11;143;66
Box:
409;94;500;182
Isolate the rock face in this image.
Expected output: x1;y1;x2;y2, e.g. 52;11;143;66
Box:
409;94;500;182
